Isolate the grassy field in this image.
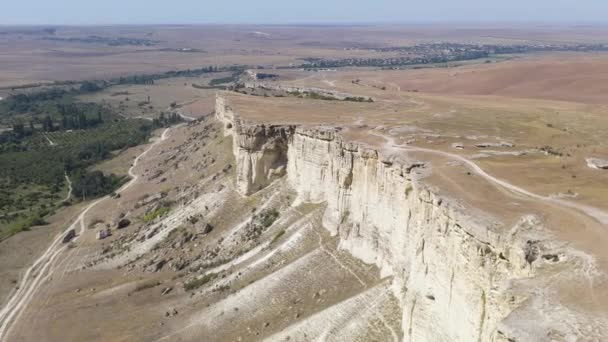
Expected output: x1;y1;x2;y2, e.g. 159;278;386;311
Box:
77;73;227;120
2;24;608;89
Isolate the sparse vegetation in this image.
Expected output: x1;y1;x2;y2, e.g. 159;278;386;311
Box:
340;210;350;224
240;208;281;243
270;229;285;245
284;90;373;102
192;83;226;90
133;280;161;293
143;205;171;223
255;73;278;80
540;145;563;157
0;83;159;239
184;272;218;291
0;212;47;242
344;96;374;103
152;112;182;128
293;91;335;101
43;35;160;47
0;119;151;237
209;74;240;86
260;208;280;228
71;171;128;200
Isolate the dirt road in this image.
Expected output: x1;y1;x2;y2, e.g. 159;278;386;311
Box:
0;127;172;340
404;145;608;225
371;130;608;226
62;173;72;203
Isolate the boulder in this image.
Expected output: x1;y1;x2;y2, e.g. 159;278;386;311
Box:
62;229;76;243
202;223;214;234
117;218;131;229
586;158;608;170
154;259;166;272
96;228;112;240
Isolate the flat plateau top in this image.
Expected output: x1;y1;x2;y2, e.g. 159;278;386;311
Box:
223;54;608;311
222;55;608;212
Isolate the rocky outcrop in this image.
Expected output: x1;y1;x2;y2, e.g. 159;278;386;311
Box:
216;95;294;195
285;127;532;342
231;123;293;195
216;94;604;341
587;158;608;170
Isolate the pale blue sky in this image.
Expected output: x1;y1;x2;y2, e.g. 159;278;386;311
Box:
1;0;607;25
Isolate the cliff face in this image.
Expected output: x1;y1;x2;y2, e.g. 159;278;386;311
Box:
231;124;292;195
215;95;601;341
285;127;530;342
216;95;294;195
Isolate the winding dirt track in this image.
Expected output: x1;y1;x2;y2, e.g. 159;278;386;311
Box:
372;130;608;225
405;145;608;225
0;128;171;341
62;173;72;203
177;111;196;121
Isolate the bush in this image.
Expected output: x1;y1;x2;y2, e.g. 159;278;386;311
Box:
184;273;218;291
260;208;280;228
0;212;47;241
344;96;374;103
133;280;160;292
270;229;285;245
143;205;171;223
71;171;127;199
209;76;237;86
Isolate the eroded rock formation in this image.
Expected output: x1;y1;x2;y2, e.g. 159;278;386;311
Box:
216;94;604;341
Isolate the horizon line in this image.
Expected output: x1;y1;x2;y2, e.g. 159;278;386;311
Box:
1;20;608;27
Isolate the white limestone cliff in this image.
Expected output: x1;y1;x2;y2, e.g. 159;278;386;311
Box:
216;95;293;195
215;94;605;341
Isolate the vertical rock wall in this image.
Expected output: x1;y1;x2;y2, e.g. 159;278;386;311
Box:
216;95;603;341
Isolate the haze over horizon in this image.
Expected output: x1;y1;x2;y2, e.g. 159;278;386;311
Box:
2;0;608;25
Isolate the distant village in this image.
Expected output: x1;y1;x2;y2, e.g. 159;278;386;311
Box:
299;42;608;68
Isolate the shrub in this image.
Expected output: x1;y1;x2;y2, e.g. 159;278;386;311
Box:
260;208;280;228
184;273;218;291
143;205;171;223
0;212;47;241
270;229;285;245
134;280;160;292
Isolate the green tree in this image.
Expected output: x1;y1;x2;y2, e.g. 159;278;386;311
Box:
12;122;25;137
42;115;54;132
